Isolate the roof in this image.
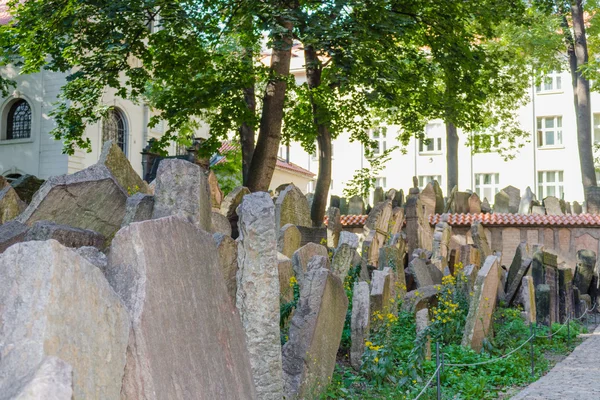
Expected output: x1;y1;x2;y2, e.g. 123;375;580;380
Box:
328;213;600;228
275;158;315;178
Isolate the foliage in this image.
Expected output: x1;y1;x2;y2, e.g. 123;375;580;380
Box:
211;146;243;196
342;143;397;200
280;275;300;346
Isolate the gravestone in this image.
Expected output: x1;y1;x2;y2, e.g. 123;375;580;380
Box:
362;200;393;268
211;211;232;236
462;255;500;352
519;276;537;324
25;221;105;250
531;250;560;325
0;241;130;400
339;197;349;215
348;195;365;215
574;249;596;295
504;249;532;305
481;198;491;214
389;207;405;236
431;221;452;272
386;188;397;201
469;192;482;214
502;185;520;214
416;308;432;360
305;193;315;210
453;191;471;214
17;165;127;238
220;186;250;239
585;186;600;214
152;159;211;231
0;220;28;253
332;232;359;281
379;245;407;297
445;185;457;213
282;267;348;399
370;269;392;315
98;140;150;195
573;201;583;215
275;184;312;229
494;190;510;213
405;196;419;260
121;192;154;226
373;187;385;204
565;201;572;215
327;206;342;248
207;170;223;210
235;193;282;399
296;226;327;247
518;187;536;214
459;245;481;269
558;267;574;323
544;196;564;215
292;242;330;288
433;181;445;214
506;242;529;292
532;205;546;215
401;285;441;314
214;233;238;304
471;221;492;266
330;195;341;209
107;216;256;399
536;284;551;326
278;223;302;259
406;258;443;288
278;253;295;304
75;246;107;271
393;189;404;208
420;182;437;218
350;282;371;370
0;185;26;223
10;174;44;204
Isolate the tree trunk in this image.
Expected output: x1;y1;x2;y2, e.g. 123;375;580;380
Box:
240;84;255;185
569;1;597;191
446;121;459;193
245;19;293;192
305;45;332;227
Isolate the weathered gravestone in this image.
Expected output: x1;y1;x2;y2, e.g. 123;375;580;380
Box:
531;251;560;326
211;211;232;236
278;253;295;305
296;226;327;247
235;193;283;399
0;185;25;223
558;267;574;323
348;195;365;215
305;192;314;210
536;284;552;326
362;200;393;268
292;242;329;288
9;174;44;204
0;220;28;253
459;244;481;269
471;221;492;266
207;170;223;210
519;276;537;324
393;189;404;208
469;193;482;214
401;285;441;314
278;223;302;259
420;183;437;219
327;206;342;248
573;201;583;215
275;184;312;229
282;267;348;399
9;356;73;400
405;195;419;260
107;216;256;400
574;249;596;295
214;233;238;304
17;165;128;238
406;258;443;289
379;245;407;298
373;187;385;204
386;188;397;201
462;255;500;352
99;140;150;195
431;221;452;272
24;221;105;250
416;308;432;360
370;269;392;315
389;206;405;236
502;185;520;214
504;242;532;304
75;246;107;271
332;231;359;281
532;205;546;215
339;197;349;215
350;282;370;370
152;159;211;231
481;197;492;214
494;190;510;213
220;186;251;239
518;187;536;214
0;240;130;400
544;196;564;215
121;192;154;226
452;191;471;214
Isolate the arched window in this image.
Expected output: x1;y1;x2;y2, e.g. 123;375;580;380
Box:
102;108;128;153
7;100;32;140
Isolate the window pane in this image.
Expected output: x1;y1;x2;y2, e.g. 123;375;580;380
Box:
556;76;561;90
557;117;562;128
484;174;491;185
557;130;562;144
544;78;552;90
546;131;554;146
547;186;555;197
558;171;563;182
494;173;500;184
538;185;543;197
419;140;423;153
427;140;434;151
537;130;543;146
558;185;564;199
538;171;543;183
484;188;492;200
437;138;442;151
545;118;554;128
383;141;386;152
547;171;555;182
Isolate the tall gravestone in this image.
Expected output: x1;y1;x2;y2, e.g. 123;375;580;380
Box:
494;190;510;213
518;187;535;214
275;184;312;229
292;242;330;288
327;206;342;248
558;267;574;323
468;193;482;214
544;196;564;215
502;185;520;214
350;282;370;370
574;249;596;295
235;193;283;399
471;221;492;266
332;231;359;281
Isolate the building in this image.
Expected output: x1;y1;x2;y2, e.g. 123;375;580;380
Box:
283;65;599;206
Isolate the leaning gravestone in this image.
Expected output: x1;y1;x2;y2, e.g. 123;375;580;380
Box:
278;223;302;259
406;258;443;288
17;164;127;238
504;247;532;305
518;187;536;214
481;197;491;214
393;189;404;208
519;276;537;324
152;159;211;231
502;185;520;214
544;196;564;215
9;174;44;204
121;192;154;226
420;182;437;218
0;185;25;223
282;267;348;399
107;216;256;399
558;267;574;323
0;240;130;400
462;255;500;352
494;190;510;213
370;269;392;315
350;282;370;371
275;184;312;229
348;195;365;215
98;140;150;195
292;242;330;288
235;192;283;399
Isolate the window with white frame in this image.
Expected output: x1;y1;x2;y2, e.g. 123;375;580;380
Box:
538;171;564;199
373;177;387;188
419;123;443;154
536;116;563;147
474;173;500;202
536;71;562;93
418;175;441;190
371;127;387;154
594;114;600;145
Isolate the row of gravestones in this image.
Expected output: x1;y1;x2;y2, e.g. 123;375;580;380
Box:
0;142;360;400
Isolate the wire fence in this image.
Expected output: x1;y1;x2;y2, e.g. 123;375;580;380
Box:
413;364;442;400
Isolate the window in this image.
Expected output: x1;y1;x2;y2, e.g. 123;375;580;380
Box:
536;71;562;93
6;100;32;140
473;133;500;153
371;127;387;154
538;171;564;199
536;116;562;147
418;175;441;190
474;173;500;202
594;114;600;145
102;108;128;153
419;123;443;154
373;177;387;188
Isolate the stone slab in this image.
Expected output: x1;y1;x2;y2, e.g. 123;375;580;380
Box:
278;223;301;259
350;282;370;370
275;184;312;229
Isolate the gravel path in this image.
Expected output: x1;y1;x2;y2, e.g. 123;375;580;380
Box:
511;323;600;399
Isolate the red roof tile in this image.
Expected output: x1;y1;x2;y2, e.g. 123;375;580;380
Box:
325;215;368;227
